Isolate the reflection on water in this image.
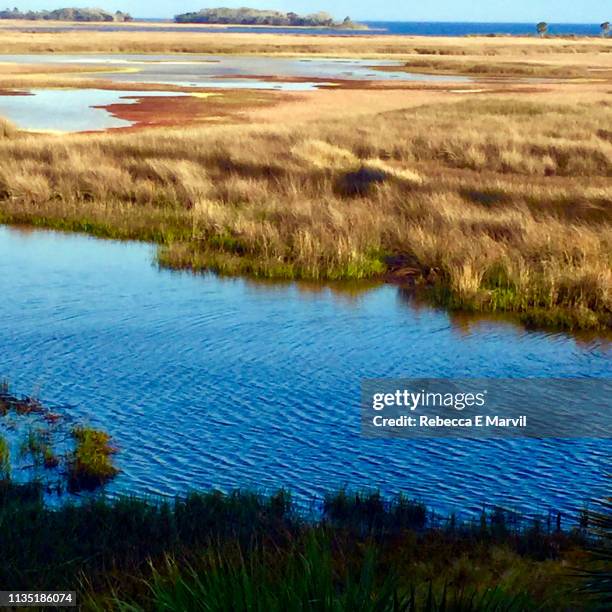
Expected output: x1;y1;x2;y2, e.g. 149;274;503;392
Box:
0;89;187;131
0;54;470;86
0;226;609;517
0;54;470;131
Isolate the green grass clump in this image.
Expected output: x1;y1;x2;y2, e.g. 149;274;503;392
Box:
158;242;386;281
67;426;119;491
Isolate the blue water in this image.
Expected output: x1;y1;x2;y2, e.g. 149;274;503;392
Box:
365;21;605;37
3;20;605;37
0;227;610;519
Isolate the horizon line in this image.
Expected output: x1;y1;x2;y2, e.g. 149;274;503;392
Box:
134;17;607;26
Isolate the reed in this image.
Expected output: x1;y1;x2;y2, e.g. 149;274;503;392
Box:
0;482;598;609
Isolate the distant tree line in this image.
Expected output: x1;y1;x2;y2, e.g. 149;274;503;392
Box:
174;7;356;28
0;7;133;22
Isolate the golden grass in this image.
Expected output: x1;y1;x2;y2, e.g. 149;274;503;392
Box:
389;58;605;79
0;94;610;330
0;29;610;58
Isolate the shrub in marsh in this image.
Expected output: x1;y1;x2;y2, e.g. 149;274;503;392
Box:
337;165;388;197
67;426;119;491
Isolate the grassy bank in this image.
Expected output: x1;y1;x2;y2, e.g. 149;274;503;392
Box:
0;96;610;330
0;481;607;610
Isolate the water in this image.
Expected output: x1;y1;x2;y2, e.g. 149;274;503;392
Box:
0;54;468;131
2;21;605;37
0;54;463;86
365;22;606;37
0;227;609;517
0;89;189;131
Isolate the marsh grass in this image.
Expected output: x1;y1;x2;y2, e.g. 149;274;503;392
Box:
0;482;597;609
0;117;17;139
0;97;610;330
391;59;596;78
1;384;119;491
68;426;119;491
20;427;59;469
104;541;537;611
0;28;609;57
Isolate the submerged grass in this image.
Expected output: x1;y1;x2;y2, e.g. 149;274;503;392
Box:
1;384;119;491
0;96;610;330
20;428;59;469
0;482;604;610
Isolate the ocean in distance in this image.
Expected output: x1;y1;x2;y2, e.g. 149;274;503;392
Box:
364;21;605;37
6;20;606;37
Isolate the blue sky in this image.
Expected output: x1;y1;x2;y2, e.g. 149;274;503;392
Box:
9;2;607;23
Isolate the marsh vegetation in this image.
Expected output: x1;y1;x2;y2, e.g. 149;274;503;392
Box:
0;95;609;330
0;28;609;56
1;481;609;610
0;383;119;492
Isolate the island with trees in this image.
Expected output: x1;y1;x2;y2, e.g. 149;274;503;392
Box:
174;7;364;29
0;7;133;22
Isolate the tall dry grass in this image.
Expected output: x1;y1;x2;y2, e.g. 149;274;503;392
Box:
0;117;16;138
0;97;610;329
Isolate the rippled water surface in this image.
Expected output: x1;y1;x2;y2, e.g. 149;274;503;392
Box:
0;227;609;516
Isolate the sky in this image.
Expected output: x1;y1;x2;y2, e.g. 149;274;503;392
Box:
7;2;608;23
